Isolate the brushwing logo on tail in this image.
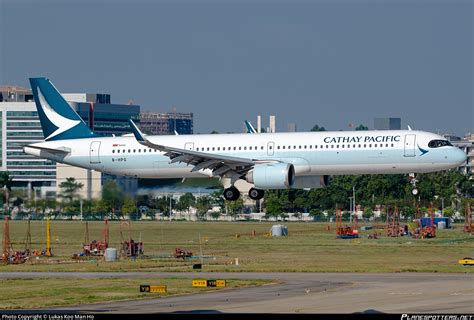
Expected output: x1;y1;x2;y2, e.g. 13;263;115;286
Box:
37;87;80;140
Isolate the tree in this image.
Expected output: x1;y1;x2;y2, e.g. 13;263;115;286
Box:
355;124;369;131
226;198;244;220
122;196;137;219
310;124;326;132
0;171;13;215
59;177;84;204
101;180;123;218
195;196;212;220
153;196;175;217
176;193;196;214
264;191;283;218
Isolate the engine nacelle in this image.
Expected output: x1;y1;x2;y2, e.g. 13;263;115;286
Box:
292;175;331;189
246;163;295;189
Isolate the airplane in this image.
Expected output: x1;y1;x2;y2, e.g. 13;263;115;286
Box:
245;120;257;133
24;77;467;201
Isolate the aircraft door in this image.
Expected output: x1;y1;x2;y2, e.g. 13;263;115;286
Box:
90;141;101;164
404;134;416;157
184;142;194;151
267;141;275;156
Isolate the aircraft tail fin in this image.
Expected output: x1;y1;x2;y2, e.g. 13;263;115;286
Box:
245;120;257;133
29;77;96;141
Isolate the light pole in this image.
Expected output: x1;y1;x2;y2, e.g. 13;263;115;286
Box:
349;196;353;223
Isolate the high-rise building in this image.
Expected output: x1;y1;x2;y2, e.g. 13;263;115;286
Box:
139;111;193;135
374;118;401;130
0;86;55;195
287;123;297;132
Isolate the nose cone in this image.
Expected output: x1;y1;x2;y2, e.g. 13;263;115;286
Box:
453;148;467;165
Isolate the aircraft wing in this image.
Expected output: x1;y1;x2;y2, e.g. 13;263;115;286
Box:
129;120;273;178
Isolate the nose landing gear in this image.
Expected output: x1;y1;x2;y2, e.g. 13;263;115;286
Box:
409;173;419;196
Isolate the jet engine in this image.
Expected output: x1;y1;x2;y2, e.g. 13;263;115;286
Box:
245;163;295;189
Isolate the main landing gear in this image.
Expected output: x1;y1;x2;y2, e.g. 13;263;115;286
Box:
409;173;419;196
223;186;240;201
223;187;265;201
248;188;265;201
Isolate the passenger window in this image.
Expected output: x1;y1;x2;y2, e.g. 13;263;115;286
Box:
117;150;120;153
112;150;115;153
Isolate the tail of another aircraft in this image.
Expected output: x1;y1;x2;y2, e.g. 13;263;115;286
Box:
29;77;96;141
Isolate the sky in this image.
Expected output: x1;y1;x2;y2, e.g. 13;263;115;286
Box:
1;0;472;136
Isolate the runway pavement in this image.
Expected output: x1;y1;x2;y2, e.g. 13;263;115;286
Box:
2;272;473;313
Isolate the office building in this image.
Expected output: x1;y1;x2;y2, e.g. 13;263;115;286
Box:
374;117;401;130
139;111;193;135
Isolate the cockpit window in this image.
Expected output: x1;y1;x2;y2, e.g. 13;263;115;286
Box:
428;140;452;148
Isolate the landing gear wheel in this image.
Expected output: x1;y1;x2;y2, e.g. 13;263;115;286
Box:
409;173;419;196
248;188;265;200
223;187;240;201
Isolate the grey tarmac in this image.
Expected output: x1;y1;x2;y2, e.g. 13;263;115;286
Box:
2;272;473;314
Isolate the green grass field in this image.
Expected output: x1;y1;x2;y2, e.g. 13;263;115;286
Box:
1;220;473;273
0;278;271;309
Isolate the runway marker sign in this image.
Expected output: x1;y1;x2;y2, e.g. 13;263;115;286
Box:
192;280;226;287
140;285;167;293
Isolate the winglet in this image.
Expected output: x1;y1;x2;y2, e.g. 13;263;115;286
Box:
407;125;412;131
129;119;146;143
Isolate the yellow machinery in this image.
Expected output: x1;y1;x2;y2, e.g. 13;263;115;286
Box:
45;218;52;257
458;258;474;266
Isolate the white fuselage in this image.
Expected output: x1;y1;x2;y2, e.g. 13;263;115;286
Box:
24;130;466;181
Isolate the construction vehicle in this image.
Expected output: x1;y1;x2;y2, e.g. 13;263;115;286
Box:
120;221;144;258
335;208;359;239
1;216;11;264
174;248;193;259
420;207;436;239
464;204;473;234
82;220;109;256
1;217;30;264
